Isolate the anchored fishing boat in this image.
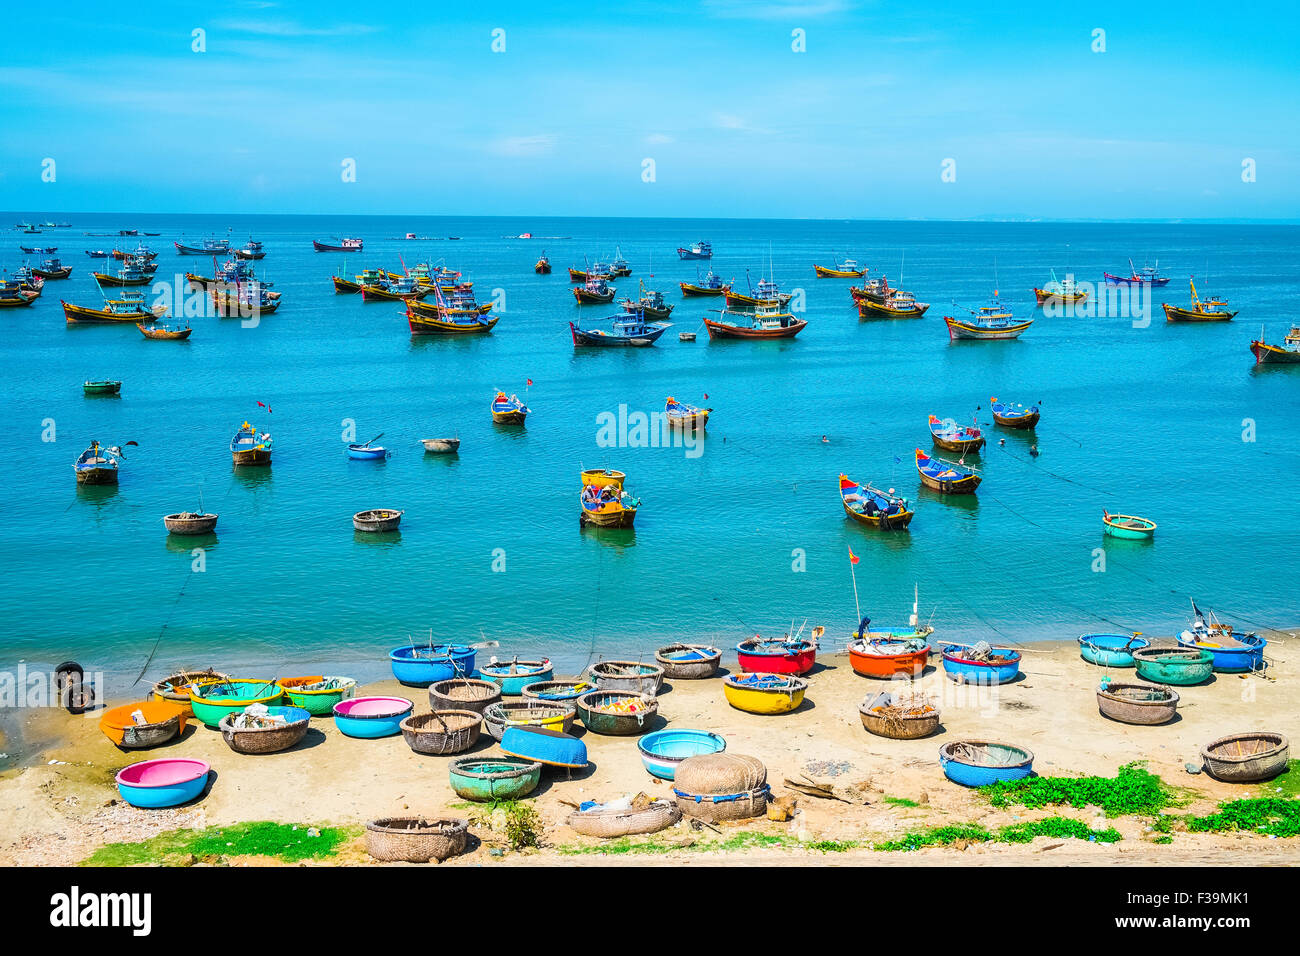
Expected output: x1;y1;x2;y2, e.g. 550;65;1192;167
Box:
572;275;616;304
1162;278;1236;322
1033;270;1087;305
704;303;807;339
570;309;669;347
1102;511;1156;539
211;278;280;316
407;287;497;334
174;237;230;256
928;415;984;454
680;268;730;296
944;297;1033;340
534;252;551;274
63;291;166;324
858;289;929;318
233;239;265;260
313;237;363;252
333;274;361;294
726;273;792;310
850;277;889;304
665;396;710;429
0;280;38;308
1104;258;1169;286
814;257;866;278
91;261;152;286
361;273;426;302
677;240;712;260
989;397;1040;429
914;449;981;494
609;248;632;277
74;440;133;484
230;421;272;466
491;392;529;424
736;635;816;675
838;475;913;529
1251;325;1300;364
723;673;807;714
32;256;71;279
137;322;192;340
580;480;640;527
621;284;674;320
82;380;121;396
421;437;460;454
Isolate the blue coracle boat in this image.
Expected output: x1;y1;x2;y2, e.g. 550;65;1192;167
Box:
478;659;554;696
389;644;476;686
637;729;727;780
940;643;1022;684
1177;604;1267;673
1077;633;1150;668
939;740;1034;787
500;726;588;769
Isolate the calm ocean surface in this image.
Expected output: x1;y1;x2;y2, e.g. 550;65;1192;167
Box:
3;214;1298;693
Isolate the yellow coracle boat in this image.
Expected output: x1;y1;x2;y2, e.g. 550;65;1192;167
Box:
580;468;625;489
723;672;807;714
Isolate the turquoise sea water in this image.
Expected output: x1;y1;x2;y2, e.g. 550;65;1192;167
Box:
2;214;1297;693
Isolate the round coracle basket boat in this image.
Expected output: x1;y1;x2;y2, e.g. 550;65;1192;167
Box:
722;672;807;714
588;660;664;695
189;679;285;728
939;740;1034;787
399;710;483;755
654;643;721;680
568;797;681;838
1078;633;1150;668
280;675;357;715
99;700;188;749
353;509;403;532
448;756;542;801
163;512;218;535
520;679;597;702
1095;682;1179;725
674;752;767;795
478;659;554;696
575;690;658;736
482;700;577;741
637;729;727;780
858;691;941;739
218;706;312;754
151;669;229;715
673;785;770;822
364;817;469;863
1132;646;1214;686
429;678;502;714
1200;732;1289;783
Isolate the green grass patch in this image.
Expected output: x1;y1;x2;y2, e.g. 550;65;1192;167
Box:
875;823;991;852
882;796;919;808
82;822;355;866
1257;761;1300;799
1185;798;1300;838
559;830;792;857
807;839;861;852
979;763;1175;817
875;817;1121;852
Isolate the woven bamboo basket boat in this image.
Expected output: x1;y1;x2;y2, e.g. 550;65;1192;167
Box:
364;817;469;863
568;799;681;838
575;690;658;736
588;660;664;695
280;676;357;716
673;785;770;822
99;701;188;749
520;679;597;702
163;512;218;535
482;701;577;741
654;643;722;679
1201;732;1290;782
150;669;229;716
428;678;502;714
400;710;483;755
1096;682;1179;725
858;692;941;739
218;706;311;755
675;752;767;794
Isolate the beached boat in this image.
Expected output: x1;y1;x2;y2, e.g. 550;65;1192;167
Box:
680;268;730;296
499;726;588;768
138;322;191;339
233;239;265;260
421;437;460;454
858;289;929;318
1104;259;1169;286
677;240;712;260
572;276;617;304
313;237;363;252
570;310;668;347
704;304;807;339
353;509;403;532
915;449;981;494
848;628;933;678
1102;511;1156;539
665;397;711;430
73;440;129;484
1251;325;1300;364
99;701;188;749
944;297;1033;340
940;643;1022;684
389;644;476;686
1162;279;1236;322
189;680;285;728
989;397;1040;429
928;415;984;454
736;636;816;675
576;690;658;736
1096;682;1179;725
939;740;1034;787
478;658;554;696
568;797;681;838
280;676;357;715
621;286;675;320
814;257;866;278
400;710;483;756
723;672;807;714
588;660;664;695
32;257;71;279
448;756;541;801
115;759;209;809
859;691;941;739
151;669;228;715
1131;646;1214;686
219;706;311;755
1177;604;1266;673
1200;732;1289;783
491;391;529;424
175;238;230;255
1077;633;1150;667
482;700;577;740
163;512;218;534
230;421;272;466
838;474;914;529
637;729;727;780
364;817;469;863
654;644;722;679
534;253;551;274
333;696;413;738
520;680;597;703
429;678;501;714
580;480;640;527
1033;270;1088;305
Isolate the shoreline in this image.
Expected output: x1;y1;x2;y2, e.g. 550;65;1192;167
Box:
2;630;1297;866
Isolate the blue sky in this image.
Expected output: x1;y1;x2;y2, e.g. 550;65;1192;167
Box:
2;0;1297;219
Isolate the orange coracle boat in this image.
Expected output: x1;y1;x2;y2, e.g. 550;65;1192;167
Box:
99;700;188;749
848;631;934;678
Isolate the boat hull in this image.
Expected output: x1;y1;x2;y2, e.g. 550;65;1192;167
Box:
1132;649;1214;686
492;410;527;425
814;265;866;278
636;729;726;780
858;299;929;318
1163;304;1236;322
1176;632;1266;673
1034;288;1088;305
723;676;806;715
74;466;118;485
939;741;1034;787
940;646;1022;685
992;409;1039;428
1102;513;1156;539
138;324;191;339
679;282;728;296
848;644;930;678
333;276;361;294
231;448;272;466
944;316;1033;339
1078;633;1150;667
1251;341;1300;364
736;646;815;675
915;452;981;494
704;316;806;339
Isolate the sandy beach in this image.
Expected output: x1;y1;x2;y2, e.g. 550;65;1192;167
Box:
2;634;1296;867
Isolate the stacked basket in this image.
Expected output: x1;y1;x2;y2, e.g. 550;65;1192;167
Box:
672;752;769;822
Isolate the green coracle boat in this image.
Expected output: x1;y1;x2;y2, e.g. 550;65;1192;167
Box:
1132;647;1213;686
189;679;285;728
448;756;541;802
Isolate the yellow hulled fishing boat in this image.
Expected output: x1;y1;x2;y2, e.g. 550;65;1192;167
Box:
1162;279;1236;322
814;257;866;278
63;291;166;324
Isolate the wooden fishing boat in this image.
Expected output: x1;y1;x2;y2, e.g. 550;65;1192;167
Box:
679;332;696;341
850;278;889;304
814;258;866;278
677;240;713;260
1104;259;1169;286
174;238;230;255
233;239;265;260
572;276;616;304
1033;270;1087;305
940;643;1022;684
680;268;729;296
361;274;427;302
736;636;816;675
448;756;541;801
137;322;191;339
115;758;210;809
99;700;188;749
163;512;218;534
421;437;460;454
609;248;632;277
665;397;710;429
332;696;413;738
939;740;1034;786
1177;605;1266;673
1132;646;1213;686
189;679;285;728
482;700;577;741
332;275;361;293
928;415;984;453
0;281;38;308
838;474;913;529
944;298;1033;340
848;632;933;678
588;660;664;695
989;397;1039;429
859;691;941;739
219;705;311;755
858;290;929;318
365;817;469;863
400;710;483;756
491;391;529;424
1162;278;1236;322
1200;732;1289;783
621;287;674;320
91;265;151;286
82;380;121;395
534;253;551;274
723;672;807;714
73;440;126;484
353;509;403;532
654;643;721;679
1251;325;1300;364
580;481;640;527
704;304;807;339
1096;682;1179;725
500;726;588;769
230;421;272;465
313;237;363;252
64;291;165;324
85;250;108;258
576;691;658;736
725;276;791;310
570;311;668;347
406;303;498;334
478;659;554;696
1102;512;1156;539
32;257;71;279
568;797;681;838
915;449;981;494
637;729;727;780
1077;633;1149;667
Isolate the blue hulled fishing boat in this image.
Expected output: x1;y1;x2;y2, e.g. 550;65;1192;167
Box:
569;310;669;347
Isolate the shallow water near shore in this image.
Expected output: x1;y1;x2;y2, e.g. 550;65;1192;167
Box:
2;214;1298;694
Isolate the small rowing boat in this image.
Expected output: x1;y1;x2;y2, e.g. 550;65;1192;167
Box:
838;474;913;529
580;480;640;527
940;643;1022;685
138;322;192;340
665;396;710;429
914;449;980;494
348;442;390;460
491;391;529;424
1162;278;1236;322
1251;325;1300;364
74;440;133;484
848;624;933;679
230;421;272;466
1102;511;1156;539
928;415;984;453
421;438;460;454
736;636;816;675
354;509;403;532
989;397;1040;429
